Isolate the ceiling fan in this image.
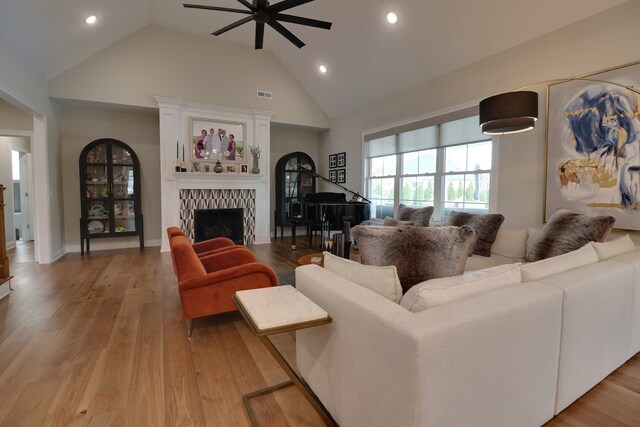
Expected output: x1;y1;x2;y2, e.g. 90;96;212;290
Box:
183;0;332;49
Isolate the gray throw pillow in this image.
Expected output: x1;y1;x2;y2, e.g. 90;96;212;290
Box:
396;204;434;227
353;224;476;293
526;209;615;262
448;211;505;257
383;217;415;226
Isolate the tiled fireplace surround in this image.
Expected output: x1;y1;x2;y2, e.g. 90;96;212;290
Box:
157;98;273;252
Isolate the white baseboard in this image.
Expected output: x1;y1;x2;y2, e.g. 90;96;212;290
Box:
0;282;10;301
65;238;161;254
52;248;65;262
6;240;16;250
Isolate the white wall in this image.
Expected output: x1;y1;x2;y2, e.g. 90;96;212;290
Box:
0;33;63;262
320;1;640;241
59;105;161;251
270;126;320;238
49;25;331;130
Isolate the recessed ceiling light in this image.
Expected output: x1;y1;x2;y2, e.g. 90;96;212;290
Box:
85;15;97;25
386;12;398;24
318;65;327;74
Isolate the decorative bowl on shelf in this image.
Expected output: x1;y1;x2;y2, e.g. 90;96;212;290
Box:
88;220;104;233
90;205;105;216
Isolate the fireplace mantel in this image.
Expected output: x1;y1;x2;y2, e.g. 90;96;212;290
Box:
157;97;273;251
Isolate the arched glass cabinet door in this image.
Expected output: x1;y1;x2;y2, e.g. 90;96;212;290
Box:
79;138;144;255
274;152;316;239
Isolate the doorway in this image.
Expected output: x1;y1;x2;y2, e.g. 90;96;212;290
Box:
11;149;33;243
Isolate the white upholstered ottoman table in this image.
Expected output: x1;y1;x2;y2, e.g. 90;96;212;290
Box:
232;285;337;427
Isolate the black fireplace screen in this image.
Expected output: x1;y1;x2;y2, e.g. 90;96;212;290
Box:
194;208;244;244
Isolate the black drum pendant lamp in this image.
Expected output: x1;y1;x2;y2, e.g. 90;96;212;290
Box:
479;91;538;135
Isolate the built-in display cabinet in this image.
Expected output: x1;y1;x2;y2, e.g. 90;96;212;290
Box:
79;138;144;255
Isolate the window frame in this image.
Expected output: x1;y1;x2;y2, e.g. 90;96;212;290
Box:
364;118;497;222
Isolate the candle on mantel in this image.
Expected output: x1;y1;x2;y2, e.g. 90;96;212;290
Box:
181;144;187;172
175;141;180;172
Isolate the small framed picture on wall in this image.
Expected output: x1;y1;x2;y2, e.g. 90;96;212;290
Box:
337;168;346;183
337;152;346;167
329;170;337;182
329;154;337;168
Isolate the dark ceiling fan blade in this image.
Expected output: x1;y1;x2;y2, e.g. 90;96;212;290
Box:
235;0;255;10
271;13;332;29
212;15;255;36
183;4;252;14
268;19;305;48
255;22;265;49
268;0;313;14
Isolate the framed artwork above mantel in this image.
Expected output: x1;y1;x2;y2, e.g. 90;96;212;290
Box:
190;118;246;164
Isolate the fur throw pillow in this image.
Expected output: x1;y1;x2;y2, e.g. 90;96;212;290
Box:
352;224;476;293
383;217;415;226
396;204;434;227
526;209;615;262
448;211;505;257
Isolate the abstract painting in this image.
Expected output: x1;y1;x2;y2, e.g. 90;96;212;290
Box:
545;61;640;230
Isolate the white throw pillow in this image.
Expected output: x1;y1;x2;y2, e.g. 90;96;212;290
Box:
323;251;403;303
521;243;598;282
591;234;637;260
400;263;522;312
491;228;529;260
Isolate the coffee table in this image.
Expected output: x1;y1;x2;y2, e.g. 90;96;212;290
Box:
297;251;360;267
233;286;337;427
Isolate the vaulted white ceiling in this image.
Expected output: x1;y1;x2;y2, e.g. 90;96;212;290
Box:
0;0;628;118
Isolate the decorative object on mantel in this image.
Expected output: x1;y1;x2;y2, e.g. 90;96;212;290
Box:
241;164;249;174
214;161;224;173
183;0;332;50
249;145;261;174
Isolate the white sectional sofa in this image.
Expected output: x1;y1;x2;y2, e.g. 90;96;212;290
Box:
294;241;640;426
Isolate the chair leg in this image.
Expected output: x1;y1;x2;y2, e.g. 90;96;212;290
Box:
188;319;197;339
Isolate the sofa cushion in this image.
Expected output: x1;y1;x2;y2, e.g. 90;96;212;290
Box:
464;253;518;271
323;251;403;303
521;243;598;282
491;228;529;260
400;264;522;312
526;209;615;262
383;216;415;227
591;234;637;260
396;204;434;227
352;224;476;293
448;211;505;257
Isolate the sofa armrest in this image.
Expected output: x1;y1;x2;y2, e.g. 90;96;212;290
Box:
199;247;257;273
295;265;562;427
192;237;236;254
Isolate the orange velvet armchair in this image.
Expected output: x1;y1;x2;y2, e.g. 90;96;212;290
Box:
169;234;278;338
167;226;242;274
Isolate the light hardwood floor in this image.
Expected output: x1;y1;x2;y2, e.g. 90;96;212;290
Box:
0;239;638;426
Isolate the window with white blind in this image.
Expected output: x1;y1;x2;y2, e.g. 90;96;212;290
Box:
365;115;494;221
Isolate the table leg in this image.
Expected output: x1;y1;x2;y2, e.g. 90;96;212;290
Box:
291;223;297;250
242;334;338;427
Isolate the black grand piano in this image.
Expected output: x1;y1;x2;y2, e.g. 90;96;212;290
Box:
289;165;370;249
